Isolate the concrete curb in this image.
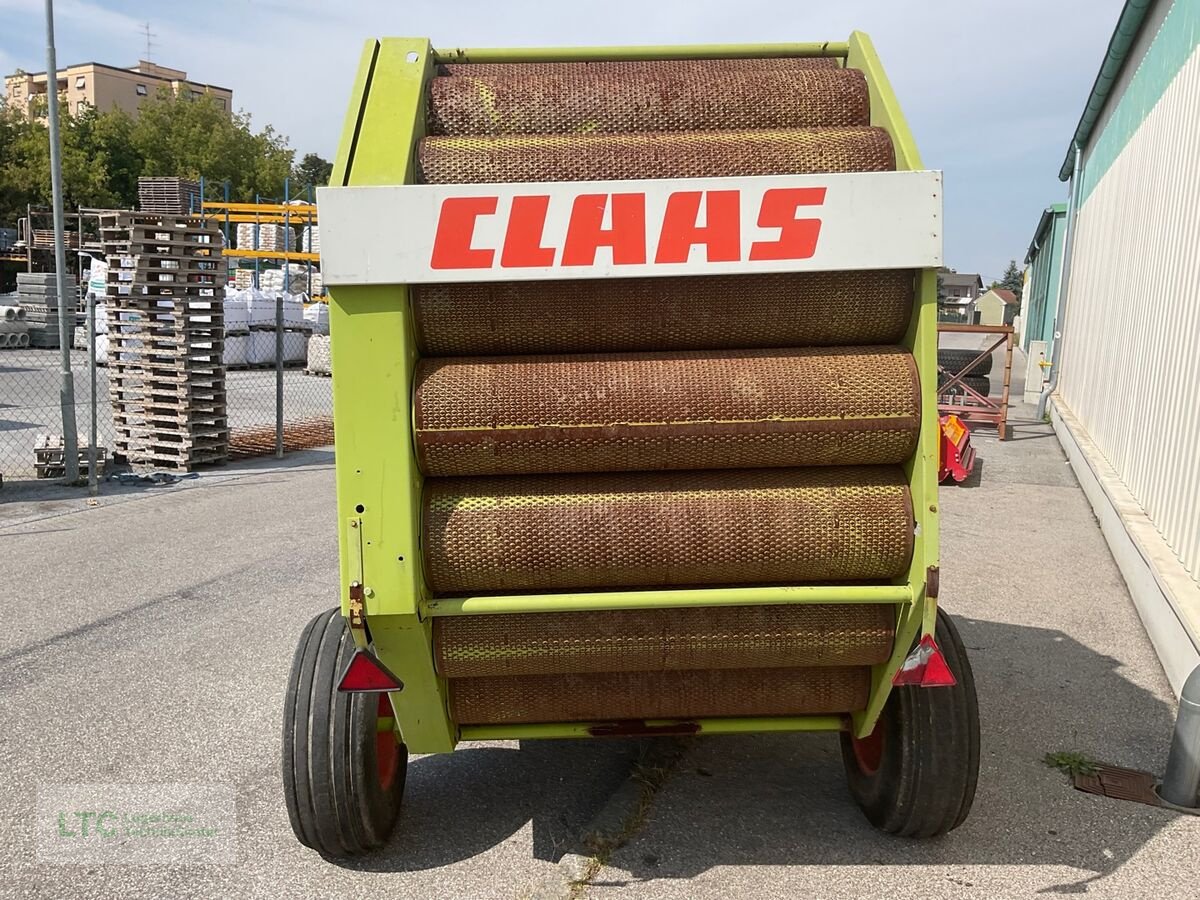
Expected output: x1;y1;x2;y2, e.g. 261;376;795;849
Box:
522;739;689;900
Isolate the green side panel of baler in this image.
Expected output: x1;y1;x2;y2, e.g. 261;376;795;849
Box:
847;31;940;738
329;38;456;753
433;42;849;63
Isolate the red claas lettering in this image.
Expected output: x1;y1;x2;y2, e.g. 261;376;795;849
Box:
428;186;827;271
430;197;497;269
500;195;556;268
561;193;647;266
655;191;741;264
748;187;827;261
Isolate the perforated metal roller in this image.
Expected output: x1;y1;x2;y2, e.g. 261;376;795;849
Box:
435;604;895;678
427;68;870;136
423;467;913;595
414;347;920;477
449;666;871;725
419;127;895;184
412;270;914;356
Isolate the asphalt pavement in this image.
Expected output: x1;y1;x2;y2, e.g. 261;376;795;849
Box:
0;337;1196;899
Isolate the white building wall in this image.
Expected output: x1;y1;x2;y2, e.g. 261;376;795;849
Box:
1058;40;1200;581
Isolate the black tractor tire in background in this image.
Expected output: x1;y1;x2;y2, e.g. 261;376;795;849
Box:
938;348;993;376
840;608;981;837
939;373;991;398
283;609;407;857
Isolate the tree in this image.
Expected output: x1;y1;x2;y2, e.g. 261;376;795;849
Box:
130;89;294;202
993;259;1023;301
292;153;333;190
0;91;297;226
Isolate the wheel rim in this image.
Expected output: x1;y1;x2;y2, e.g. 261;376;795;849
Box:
375;694;401;791
850;718;886;776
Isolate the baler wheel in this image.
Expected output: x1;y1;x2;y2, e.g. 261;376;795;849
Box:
840;608;980;837
282;609;407;857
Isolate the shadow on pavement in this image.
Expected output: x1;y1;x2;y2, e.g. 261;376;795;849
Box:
341;738;643;872
334;616;1184;889
591;616;1183;892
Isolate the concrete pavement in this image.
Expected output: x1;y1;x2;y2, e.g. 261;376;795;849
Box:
1;338;1196;898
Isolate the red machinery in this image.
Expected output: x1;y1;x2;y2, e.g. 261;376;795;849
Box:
938;415;975;483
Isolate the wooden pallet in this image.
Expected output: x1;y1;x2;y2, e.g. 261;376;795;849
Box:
111;254;224;273
103;238;222;257
105;283;220;299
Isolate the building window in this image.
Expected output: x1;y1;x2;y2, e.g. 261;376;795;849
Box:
136;83;148;96
75;75;86;89
218;97;225;110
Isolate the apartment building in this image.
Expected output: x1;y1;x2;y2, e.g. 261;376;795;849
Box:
3;60;232;119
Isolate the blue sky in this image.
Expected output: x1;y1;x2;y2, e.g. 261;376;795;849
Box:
0;0;1123;280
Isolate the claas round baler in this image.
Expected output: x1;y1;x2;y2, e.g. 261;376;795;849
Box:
284;34;980;857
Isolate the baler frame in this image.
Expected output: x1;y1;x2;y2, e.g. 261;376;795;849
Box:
323;34;940;755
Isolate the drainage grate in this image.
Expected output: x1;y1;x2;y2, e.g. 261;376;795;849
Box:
1073;764;1162;808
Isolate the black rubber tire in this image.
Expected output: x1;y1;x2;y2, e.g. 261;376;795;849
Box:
840;608;980;837
282;609;407;857
938;348;992;376
939;373;991;397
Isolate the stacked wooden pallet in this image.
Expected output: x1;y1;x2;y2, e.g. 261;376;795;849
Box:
100;212;228;471
137;177;203;215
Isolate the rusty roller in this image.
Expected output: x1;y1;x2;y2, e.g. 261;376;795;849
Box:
427;68;870;136
435;57;840;77
414;347;920;477
434;604;896;678
419;127;894;184
412;270;914;356
422;466;913;595
449;666;871;725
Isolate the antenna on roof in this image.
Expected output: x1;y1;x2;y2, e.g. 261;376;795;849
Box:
139;22;157;62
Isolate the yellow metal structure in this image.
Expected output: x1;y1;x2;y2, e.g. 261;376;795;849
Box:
326;35;940;753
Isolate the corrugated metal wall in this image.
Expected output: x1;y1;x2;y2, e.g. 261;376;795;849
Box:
1059;39;1200;581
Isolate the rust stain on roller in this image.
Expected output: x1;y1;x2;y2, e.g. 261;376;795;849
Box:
449;665;872;725
427;68;870;136
412;270;915;356
422;466;914;594
419;127;894;184
414;347;921;476
434;603;896;678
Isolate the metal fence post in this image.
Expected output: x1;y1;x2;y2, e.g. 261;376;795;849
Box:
275;294;284;458
44;0;79;484
87;290;98;495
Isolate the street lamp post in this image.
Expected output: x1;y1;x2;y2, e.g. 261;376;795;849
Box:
44;0;80;484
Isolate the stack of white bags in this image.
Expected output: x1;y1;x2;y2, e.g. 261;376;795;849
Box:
220;286;316;367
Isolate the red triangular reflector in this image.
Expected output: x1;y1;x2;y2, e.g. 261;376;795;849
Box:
337;650;404;693
892;634;957;687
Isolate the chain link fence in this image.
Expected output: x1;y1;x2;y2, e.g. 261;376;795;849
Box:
1;279;334;485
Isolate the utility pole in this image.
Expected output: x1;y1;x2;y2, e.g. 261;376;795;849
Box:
44;0;79;484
